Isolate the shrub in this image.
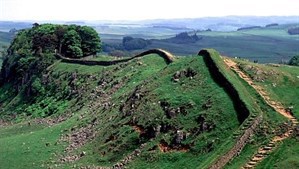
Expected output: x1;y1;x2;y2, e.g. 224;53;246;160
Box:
288;55;299;66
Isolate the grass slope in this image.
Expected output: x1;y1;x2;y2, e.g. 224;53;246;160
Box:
235;60;299;168
0;51;296;169
0;54;240;169
201;49;286;168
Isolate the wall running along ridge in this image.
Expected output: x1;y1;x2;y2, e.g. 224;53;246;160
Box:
198;49;262;169
55;49;174;65
199;49;249;123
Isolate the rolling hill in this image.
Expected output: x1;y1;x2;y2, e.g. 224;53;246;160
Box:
103;23;299;63
0;48;298;168
0;24;298;169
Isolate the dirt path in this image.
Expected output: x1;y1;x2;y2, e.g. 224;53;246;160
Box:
223;58;298;169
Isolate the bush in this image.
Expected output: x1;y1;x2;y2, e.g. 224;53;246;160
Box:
31;77;45;95
288;55;299;66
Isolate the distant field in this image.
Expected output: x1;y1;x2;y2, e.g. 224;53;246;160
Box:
98;26;189;40
103;24;299;63
1;23;299;63
0;31;13;65
0;31;12;47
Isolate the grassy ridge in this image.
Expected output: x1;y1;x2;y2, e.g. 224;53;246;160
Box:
200;49;287;168
238;62;299;118
0;54;241;169
0;49;295;169
234;61;299;168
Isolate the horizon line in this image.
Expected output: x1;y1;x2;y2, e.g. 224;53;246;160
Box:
1;15;299;23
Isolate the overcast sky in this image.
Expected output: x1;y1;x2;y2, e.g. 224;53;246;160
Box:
1;0;299;21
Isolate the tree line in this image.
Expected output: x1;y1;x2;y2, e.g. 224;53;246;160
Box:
1;24;101;94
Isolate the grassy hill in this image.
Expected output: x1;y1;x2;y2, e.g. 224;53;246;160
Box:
1;49;297;168
0;53;241;168
0;24;298;169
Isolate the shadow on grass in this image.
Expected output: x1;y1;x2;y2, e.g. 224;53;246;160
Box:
199;49;249;124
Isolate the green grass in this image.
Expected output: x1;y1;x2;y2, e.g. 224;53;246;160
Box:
238;61;299;118
234;60;299;168
256;138;299;169
58;55;240;168
0;53;241;169
0;118;77;169
0;51;297;169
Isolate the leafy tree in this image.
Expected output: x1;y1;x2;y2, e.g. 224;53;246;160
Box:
31;77;45;95
288;55;299;66
54;25;67;53
8;30;32;56
32;24;58;54
68;45;83;58
78;26;101;56
61;30;83;58
1;23;102;91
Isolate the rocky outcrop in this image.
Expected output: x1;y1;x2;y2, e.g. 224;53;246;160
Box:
172;68;197;82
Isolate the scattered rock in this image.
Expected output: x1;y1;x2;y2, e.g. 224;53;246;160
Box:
172;68;197;82
80;151;86;157
174;130;185;144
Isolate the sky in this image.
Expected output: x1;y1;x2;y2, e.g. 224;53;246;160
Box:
0;0;299;21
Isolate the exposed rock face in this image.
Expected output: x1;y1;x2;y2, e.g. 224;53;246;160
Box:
174;130;186;144
59;117;98;163
172;68;197;82
160;101;191;119
119;84;148;117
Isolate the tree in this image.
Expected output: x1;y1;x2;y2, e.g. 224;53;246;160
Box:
1;23;102;88
55;25;67;53
78;26;101;56
32;24;58;54
288;55;299;66
61;30;83;58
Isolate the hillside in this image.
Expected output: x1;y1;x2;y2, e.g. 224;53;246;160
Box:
0;25;298;169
